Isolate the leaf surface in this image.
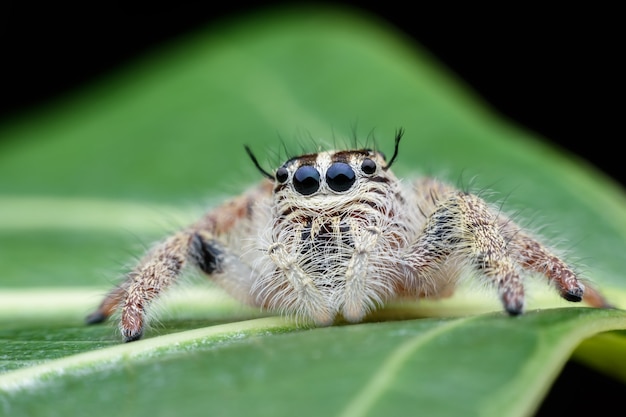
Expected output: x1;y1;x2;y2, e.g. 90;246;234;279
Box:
1;6;625;417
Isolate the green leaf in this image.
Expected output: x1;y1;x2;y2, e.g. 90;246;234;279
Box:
1;5;625;417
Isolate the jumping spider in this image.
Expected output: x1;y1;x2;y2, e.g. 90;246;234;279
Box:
87;129;611;342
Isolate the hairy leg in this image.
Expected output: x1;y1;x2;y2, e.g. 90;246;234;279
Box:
86;181;272;342
403;178;612;312
87;231;224;341
403;190;526;314
498;217;613;308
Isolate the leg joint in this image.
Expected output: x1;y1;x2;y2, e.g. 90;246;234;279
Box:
191;233;224;274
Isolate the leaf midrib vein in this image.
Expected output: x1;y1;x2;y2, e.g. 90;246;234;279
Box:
337;316;473;417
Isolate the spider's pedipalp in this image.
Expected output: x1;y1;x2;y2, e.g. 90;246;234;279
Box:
266;241;334;326
342;223;383;322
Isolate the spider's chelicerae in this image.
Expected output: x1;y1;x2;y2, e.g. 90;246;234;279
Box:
87;130;611;342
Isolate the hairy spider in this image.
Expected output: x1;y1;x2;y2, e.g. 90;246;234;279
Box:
86;129;611;342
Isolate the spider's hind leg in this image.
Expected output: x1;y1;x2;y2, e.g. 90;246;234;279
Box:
85;284;128;325
498;218;614;309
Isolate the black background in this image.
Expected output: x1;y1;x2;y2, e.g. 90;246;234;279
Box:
2;1;624;410
1;3;622;187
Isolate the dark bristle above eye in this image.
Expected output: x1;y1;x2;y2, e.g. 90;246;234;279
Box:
244;145;273;180
383;127;404;170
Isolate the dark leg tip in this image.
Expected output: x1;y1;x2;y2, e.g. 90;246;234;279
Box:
122;329;143;343
85;311;108;325
505;305;524;316
501;289;525;316
561;288;584;303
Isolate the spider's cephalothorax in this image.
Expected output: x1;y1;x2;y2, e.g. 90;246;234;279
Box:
86;131;612;342
252;145;419;326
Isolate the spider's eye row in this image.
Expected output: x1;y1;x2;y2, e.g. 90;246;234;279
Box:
290;162;357;195
293;165;320;195
326;162;356;192
275;167;289;183
361;158;377;174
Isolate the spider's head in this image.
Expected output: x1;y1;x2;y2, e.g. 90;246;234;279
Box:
271;148;392;198
245;129;403;206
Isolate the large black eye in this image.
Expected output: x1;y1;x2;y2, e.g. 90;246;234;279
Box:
275;167;289;183
361;158;377;174
326;162;356;192
293;165;320;195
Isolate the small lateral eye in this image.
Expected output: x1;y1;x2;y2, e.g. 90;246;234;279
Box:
293;165;320;195
326;162;356;192
361;158;377;174
275;167;289;183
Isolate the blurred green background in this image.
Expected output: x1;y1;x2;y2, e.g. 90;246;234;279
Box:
0;4;624;415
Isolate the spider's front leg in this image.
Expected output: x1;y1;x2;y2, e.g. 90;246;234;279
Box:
85;231;223;342
86;182;272;342
402;179;611;314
